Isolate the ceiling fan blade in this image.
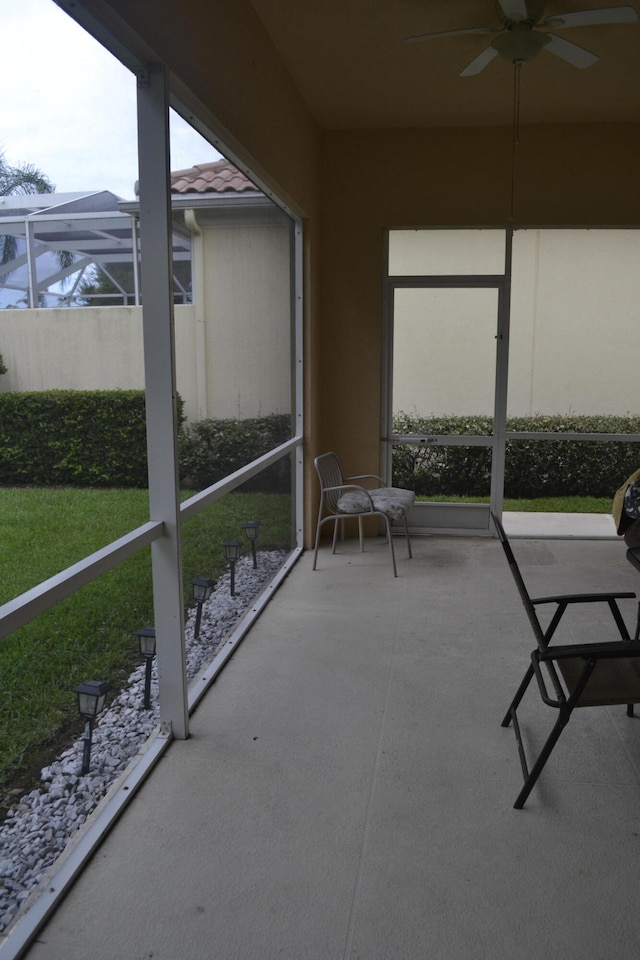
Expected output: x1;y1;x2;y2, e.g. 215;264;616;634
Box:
497;0;530;21
405;26;494;43
544;6;639;29
544;33;599;67
460;46;499;76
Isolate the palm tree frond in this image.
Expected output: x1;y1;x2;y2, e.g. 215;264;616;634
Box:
0;152;55;197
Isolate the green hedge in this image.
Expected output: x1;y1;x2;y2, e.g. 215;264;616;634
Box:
0;391;159;487
5;397;637;499
0;395;289;491
392;413;640;498
179;414;292;492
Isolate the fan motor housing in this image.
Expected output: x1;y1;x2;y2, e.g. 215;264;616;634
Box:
497;0;545;26
492;23;551;62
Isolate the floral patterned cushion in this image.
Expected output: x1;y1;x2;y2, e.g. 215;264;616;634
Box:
336;487;415;523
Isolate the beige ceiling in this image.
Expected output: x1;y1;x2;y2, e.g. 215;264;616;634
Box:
249;0;640;128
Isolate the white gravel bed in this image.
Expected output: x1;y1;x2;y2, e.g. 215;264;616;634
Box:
0;550;287;933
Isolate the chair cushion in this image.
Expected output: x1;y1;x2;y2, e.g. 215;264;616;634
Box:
336;487;415;523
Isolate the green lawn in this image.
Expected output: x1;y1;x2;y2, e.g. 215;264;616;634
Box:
0;486;610;807
0;487;291;805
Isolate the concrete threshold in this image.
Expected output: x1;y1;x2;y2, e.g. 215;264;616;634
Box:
504;510;618;539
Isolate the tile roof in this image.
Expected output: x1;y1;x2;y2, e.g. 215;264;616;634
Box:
170;159;258;195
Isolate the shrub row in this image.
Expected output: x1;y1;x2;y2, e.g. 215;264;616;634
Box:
3;395;637;499
0;393;290;491
392;413;640;498
0;391;157;487
179;414;292;493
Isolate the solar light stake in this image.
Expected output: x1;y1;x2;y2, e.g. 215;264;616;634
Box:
242;520;261;569
72;680;112;775
223;540;243;596
136;628;156;709
191;577;214;639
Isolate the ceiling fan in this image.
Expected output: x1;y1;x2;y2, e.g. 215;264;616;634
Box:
405;1;638;75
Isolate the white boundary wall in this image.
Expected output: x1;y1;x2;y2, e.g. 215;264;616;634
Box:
3;230;638;422
0;204;293;425
391;229;640;418
0;306;204;421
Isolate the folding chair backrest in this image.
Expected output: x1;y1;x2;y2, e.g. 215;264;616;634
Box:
314;452;345;514
491;512;547;650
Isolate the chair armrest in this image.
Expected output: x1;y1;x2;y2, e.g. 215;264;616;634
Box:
538;640;640;662
344;473;386;487
531;591;635;605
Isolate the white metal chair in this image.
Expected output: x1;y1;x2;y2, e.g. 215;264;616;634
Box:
313;452;415;577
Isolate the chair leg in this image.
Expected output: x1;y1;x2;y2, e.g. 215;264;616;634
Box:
501;663;535;728
403;515;412;559
513;708;570;810
312;515;325;570
505;655;591;808
315;513;401;576
626;602;640;715
331;518;340;555
383;516;398;577
313;516;339;570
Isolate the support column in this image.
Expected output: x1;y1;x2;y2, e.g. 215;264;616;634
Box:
184;208;208;420
136;63;189;740
25;218;38;309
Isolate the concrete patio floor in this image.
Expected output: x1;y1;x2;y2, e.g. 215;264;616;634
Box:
22;528;640;960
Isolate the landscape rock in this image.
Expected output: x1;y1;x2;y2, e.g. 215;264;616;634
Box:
0;551;286;934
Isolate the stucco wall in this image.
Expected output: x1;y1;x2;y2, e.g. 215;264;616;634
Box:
391;228;640;419
0;294;292;425
508;229;640;418
198;215;292;420
318;125;640;474
0;306;194;419
4;225;636;425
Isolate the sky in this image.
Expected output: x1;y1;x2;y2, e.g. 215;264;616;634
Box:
1;0;221;201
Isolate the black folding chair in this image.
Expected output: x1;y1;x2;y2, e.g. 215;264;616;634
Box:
492;511;640;809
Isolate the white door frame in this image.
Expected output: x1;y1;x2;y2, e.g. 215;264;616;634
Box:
381;229;513;536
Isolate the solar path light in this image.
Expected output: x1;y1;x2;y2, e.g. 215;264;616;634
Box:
191;577;214;639
135;627;157;709
242;520;261;569
73;680;112;775
223;540;243;596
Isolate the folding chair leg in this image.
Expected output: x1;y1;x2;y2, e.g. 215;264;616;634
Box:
626;601;640;715
513;709;570;810
501;663;535;728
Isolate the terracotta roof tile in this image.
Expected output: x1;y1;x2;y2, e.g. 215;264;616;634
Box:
170;159;257;195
